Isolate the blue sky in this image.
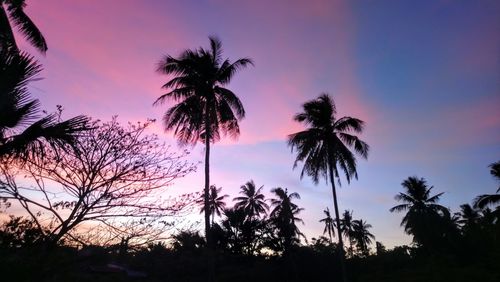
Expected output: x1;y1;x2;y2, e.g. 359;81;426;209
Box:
14;0;500;248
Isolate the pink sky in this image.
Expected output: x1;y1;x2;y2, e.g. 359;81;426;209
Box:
10;0;500;248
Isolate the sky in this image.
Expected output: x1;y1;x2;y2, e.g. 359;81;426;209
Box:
13;0;500;248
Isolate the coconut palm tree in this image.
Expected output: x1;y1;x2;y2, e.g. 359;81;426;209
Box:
220;207;246;254
154;36;252;247
389;176;450;248
375;241;386;255
0;50;87;158
458;204;481;227
197;185;228;226
172;230;205;252
340;210;355;256
288;93;369;281
269;187;305;253
474;161;500;209
351;219;375;256
319;207;335;243
0;0;47;53
234;180;269;219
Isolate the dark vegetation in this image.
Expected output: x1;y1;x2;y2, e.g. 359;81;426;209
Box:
1;1;499;281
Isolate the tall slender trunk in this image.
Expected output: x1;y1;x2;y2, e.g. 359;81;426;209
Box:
204;103;215;282
329;165;348;282
204;105;211;247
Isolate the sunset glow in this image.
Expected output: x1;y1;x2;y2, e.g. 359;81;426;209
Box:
16;0;500;248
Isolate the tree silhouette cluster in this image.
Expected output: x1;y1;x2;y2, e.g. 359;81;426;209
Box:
189;181;306;256
319;209;375;257
390;171;500;258
0;3;499;282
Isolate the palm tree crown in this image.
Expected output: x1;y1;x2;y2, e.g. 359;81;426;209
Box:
351;219;375;256
340;210;354;240
390;176;449;246
154;36;252;145
234;180;269;219
288;94;369;184
340;209;356;256
319;207;336;242
197;185;228;225
457;204;480;227
1;0;47;53
473;161;500;209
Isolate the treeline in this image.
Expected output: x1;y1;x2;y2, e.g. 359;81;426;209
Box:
1;165;498;281
1;2;499;282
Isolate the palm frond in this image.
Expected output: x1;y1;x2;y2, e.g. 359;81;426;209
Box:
334;116;365;133
7;2;47;53
217;58;253;85
1;114;89;158
473;194;500;209
389;204;410;213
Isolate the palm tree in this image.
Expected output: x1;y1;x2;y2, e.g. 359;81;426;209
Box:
389;176;450;248
351;219;375;256
197;185;228;226
172;230;205;252
375;241;386;255
0;50;88;158
288;94;369;281
154;36;252;247
340;210;355;256
269;187;305;253
234;180;269;219
0;0;47;53
474;161;500;209
319;207;335;243
458;204;480;228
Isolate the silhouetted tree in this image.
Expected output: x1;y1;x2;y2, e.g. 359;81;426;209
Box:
351;219;375;256
154;36;252;250
288;94;369;282
319;207;335;243
269;187;305;254
490;161;500;184
0;0;47;53
172;230;205;252
375;241;386;255
458;204;481;230
474;161;500;209
0;215;47;247
340;210;355;257
0;50;88;159
234;180;269;219
197;185;228;225
219;207;246;254
0;118;196;246
389;176;450;249
310;236;339;254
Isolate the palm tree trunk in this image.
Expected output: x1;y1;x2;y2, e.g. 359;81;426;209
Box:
204;106;211;248
204;103;215;282
329;166;348;282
